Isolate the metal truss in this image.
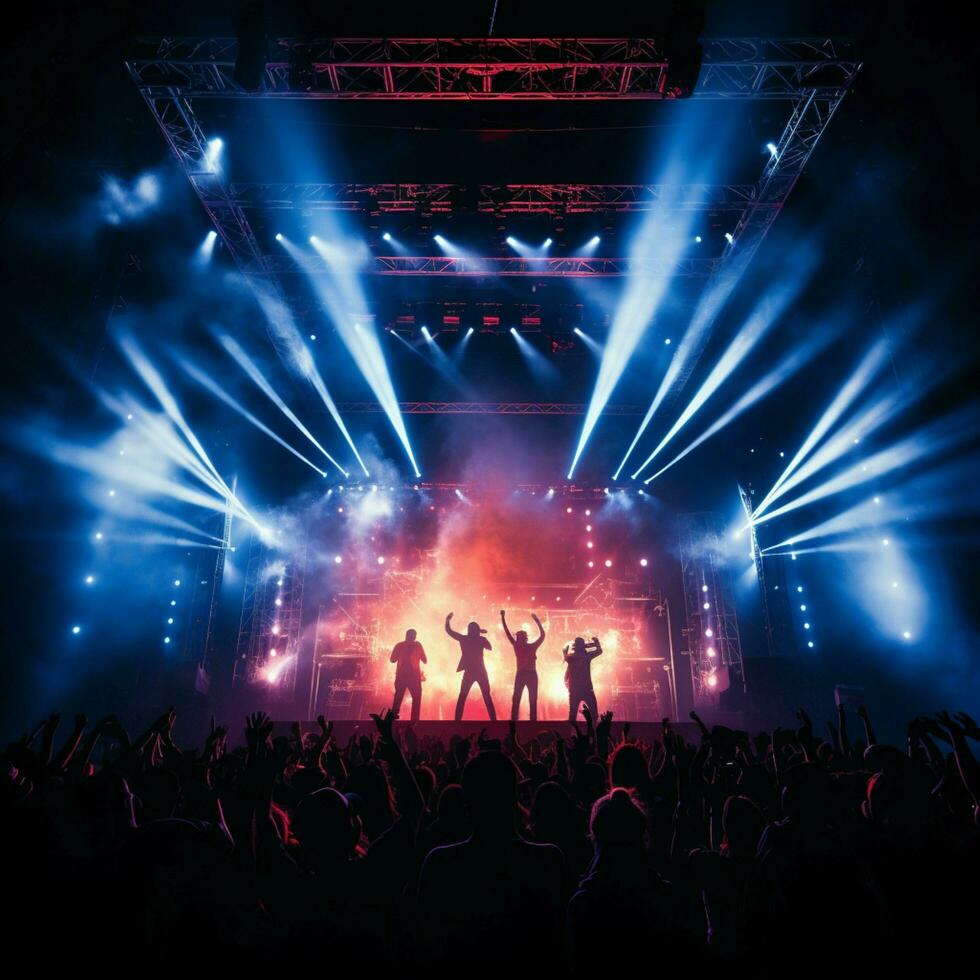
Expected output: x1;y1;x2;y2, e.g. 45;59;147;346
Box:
128;36;859;100
219;181;766;214
128;36;858;412
233;536;307;699
335;401;642;415
677;513;745;706
263;253;723;278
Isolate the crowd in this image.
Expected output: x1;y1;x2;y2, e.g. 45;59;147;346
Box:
2;700;978;971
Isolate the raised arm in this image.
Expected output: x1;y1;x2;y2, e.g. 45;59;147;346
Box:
444;612;464;641
532;613;545;645
589;637;603;659
500;609;516;645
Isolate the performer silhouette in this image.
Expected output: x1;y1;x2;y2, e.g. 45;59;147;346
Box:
500;609;545;721
390;628;427;722
445;612;497;721
563;636;603;722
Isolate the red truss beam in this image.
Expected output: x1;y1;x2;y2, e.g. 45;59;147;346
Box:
262;254;723;278
223;182;765;214
128;36;861;100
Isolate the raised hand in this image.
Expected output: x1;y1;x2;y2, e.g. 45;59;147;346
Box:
370;708;398;742
955;712;980;740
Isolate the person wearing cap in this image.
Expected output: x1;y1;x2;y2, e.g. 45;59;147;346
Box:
445;612;497;721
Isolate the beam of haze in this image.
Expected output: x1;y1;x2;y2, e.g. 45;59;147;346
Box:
510;330;560;384
8;427;257;525
94;384;260;526
751;405;979;529
753;338;892;518
117;333;234;498
219;333;348;476
643;337;827;484
760;456;980;553
568;193;697;478
631;262;816;480
178;357;328;477
613;275;738;478
248;283;369;476
300;235;420;476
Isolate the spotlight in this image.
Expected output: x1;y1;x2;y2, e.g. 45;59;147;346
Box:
309;235;318;244
588;235;600;246
585;509;591;516
167;617;174;625
586;524;592;531
881;538;890;546
170;599;177;607
664;338;671;345
586;541;594;549
421;326;433;340
807;641;814;648
334;555;342;564
274;597;282;607
310;334;317;341
797;586;803;592
903;631;912;640
382;232;392;242
377;556;385;565
702;584;708;593
587;560;594;568
640;558;648;567
800;604;807;611
707;674;718;688
174;579;181;587
543;238;553;248
724;232;734;244
804;622;810;630
766;142;779;157
604;559;613;568
71;625;81;635
566;507;573;514
275;233;283;242
694;235;702;243
703;602;710;610
85;575;94;585
506;236;517;247
705;628;713;637
164;636;171;644
466;327;474;336
707;647;717;658
433;234;446;244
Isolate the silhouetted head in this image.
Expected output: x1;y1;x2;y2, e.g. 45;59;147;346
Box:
461;750;520;835
610;742;650;790
467;621;484;637
573;637;587;655
589;787;647;849
294;788;360;868
516;629;528;644
530;781;574;839
721;795;765;860
405;628;417;642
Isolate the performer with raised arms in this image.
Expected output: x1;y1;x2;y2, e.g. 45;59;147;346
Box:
563;635;603;722
445;612;497;721
500;609;545;721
